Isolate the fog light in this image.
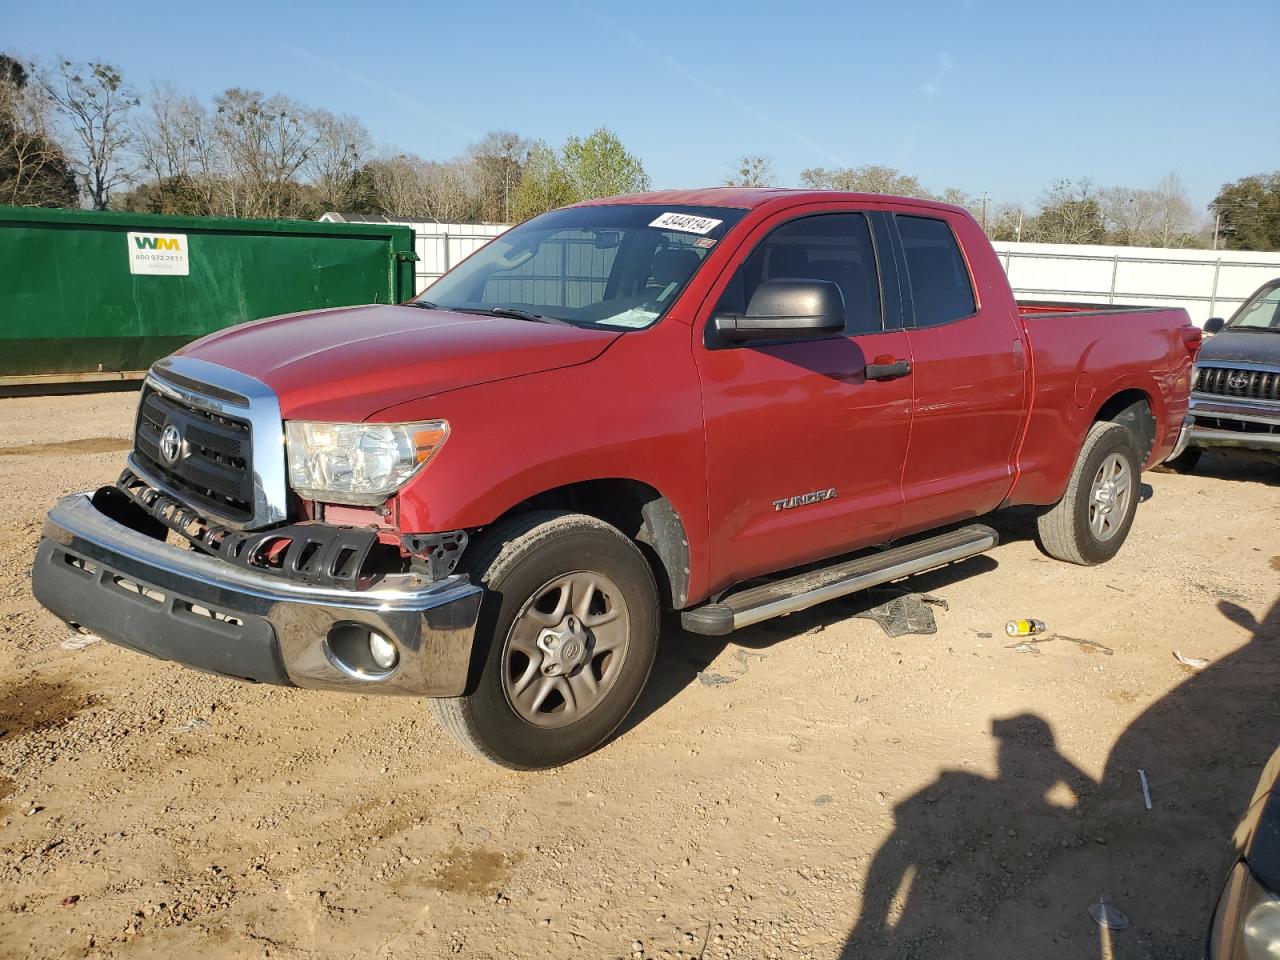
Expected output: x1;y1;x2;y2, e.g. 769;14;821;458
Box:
368;631;398;670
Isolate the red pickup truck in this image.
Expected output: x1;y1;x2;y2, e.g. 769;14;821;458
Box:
33;189;1199;768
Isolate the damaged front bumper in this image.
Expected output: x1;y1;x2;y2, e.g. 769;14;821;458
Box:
32;492;482;696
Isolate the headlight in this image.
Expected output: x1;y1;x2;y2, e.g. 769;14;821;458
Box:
285;420;448;505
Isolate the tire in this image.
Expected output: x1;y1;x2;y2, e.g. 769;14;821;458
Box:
1036;421;1141;566
430;511;659;770
1157;447;1202;474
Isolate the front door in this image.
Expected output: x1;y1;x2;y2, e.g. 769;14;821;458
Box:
695;205;914;595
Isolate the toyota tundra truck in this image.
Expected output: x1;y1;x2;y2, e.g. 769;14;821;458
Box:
31;189;1200;769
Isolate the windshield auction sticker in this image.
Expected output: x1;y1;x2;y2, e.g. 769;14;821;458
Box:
650;212;723;235
127;232;190;276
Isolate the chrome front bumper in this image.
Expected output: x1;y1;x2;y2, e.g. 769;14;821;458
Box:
32;493;483;696
1186;396;1280;453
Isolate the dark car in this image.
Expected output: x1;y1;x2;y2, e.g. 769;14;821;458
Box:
1206;745;1280;957
1165;278;1280;472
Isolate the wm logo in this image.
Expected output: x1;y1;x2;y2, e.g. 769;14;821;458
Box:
133;236;181;251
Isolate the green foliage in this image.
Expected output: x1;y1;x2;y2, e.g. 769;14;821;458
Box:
560;127;650;201
1212;173;1280;252
510;141;576;222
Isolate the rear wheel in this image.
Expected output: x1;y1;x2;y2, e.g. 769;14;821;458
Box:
430;511;659;769
1037;421;1141;566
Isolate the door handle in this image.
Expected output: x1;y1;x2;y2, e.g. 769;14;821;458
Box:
865;357;911;381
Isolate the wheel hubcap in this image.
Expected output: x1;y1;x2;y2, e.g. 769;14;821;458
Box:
1088;452;1132;542
502;571;630;728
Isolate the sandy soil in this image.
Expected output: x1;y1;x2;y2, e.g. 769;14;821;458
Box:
1;389;1277;960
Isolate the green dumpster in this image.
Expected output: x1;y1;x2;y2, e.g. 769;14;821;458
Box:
0;206;418;388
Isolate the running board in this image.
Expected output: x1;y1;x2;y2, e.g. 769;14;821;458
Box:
680;523;999;636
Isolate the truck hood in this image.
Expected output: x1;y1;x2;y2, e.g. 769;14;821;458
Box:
177;304;621;420
1199;328;1280;367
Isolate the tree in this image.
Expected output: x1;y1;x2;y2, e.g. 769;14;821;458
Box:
44;59;138;209
1211;172;1280;252
212;88;316;218
560;126;649;200
799;164;930;198
0;54;77;206
305;109;372;213
510;140;576;222
986;202;1029;242
724;154;774;187
468;130;530;222
1026;179;1105;244
130;82;221;215
1101;173;1199;248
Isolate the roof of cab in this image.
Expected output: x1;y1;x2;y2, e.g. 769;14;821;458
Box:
573;186;968;215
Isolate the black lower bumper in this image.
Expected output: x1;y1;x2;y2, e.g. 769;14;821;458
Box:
32;493;483;696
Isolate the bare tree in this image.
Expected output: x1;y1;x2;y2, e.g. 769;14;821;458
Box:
0;54;77;206
800;164;930;198
212;88;316;218
724;154;775;187
1101;173;1199;248
131;82;222;214
306;109;371;212
468;130;530;222
44;59;138;209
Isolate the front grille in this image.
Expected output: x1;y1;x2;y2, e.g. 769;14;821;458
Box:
133;384;255;521
1193;366;1280;402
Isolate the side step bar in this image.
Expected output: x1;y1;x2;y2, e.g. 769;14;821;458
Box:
680;523;999;636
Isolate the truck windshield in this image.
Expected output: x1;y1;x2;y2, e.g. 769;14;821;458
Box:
417;204;745;330
1228;282;1280;331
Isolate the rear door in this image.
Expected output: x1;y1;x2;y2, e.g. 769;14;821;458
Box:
890;209;1028;534
694;203;914;593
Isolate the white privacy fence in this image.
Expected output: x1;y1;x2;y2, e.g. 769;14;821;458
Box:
992;241;1280;326
319;214;508;293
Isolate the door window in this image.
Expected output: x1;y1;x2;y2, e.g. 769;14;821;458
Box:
717;213;884;335
897;215;977;327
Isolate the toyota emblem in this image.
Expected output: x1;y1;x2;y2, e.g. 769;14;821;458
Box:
159;422;183;465
1228;373;1250;390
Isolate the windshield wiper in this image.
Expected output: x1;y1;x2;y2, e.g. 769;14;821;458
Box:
407;300;438;309
451;306;572;326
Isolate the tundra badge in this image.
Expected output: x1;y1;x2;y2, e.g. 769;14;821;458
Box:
773;488;837;511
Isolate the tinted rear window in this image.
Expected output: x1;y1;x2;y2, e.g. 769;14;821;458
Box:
897;215;976;328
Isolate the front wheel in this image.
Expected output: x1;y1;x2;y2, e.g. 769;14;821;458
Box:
430;511;659;769
1036;421;1141;566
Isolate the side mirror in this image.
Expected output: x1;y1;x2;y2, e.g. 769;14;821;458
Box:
713;278;845;343
1203;317;1226;334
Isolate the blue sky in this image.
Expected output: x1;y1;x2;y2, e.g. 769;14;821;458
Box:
6;0;1277;212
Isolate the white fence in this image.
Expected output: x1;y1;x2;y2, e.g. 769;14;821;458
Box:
992;241;1280;326
319;214;508;293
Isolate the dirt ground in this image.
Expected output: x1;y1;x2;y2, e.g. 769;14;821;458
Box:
0;389;1277;960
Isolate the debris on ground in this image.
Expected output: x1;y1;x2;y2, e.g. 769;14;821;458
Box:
1139;769;1153;810
1005;635;1113;656
1059;635;1114;656
729;648;766;674
1006;638;1053;655
814;795;833;806
854;589;949;637
59;633;101;651
696;672;736;687
1089;895;1130;930
1174;650;1210;670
